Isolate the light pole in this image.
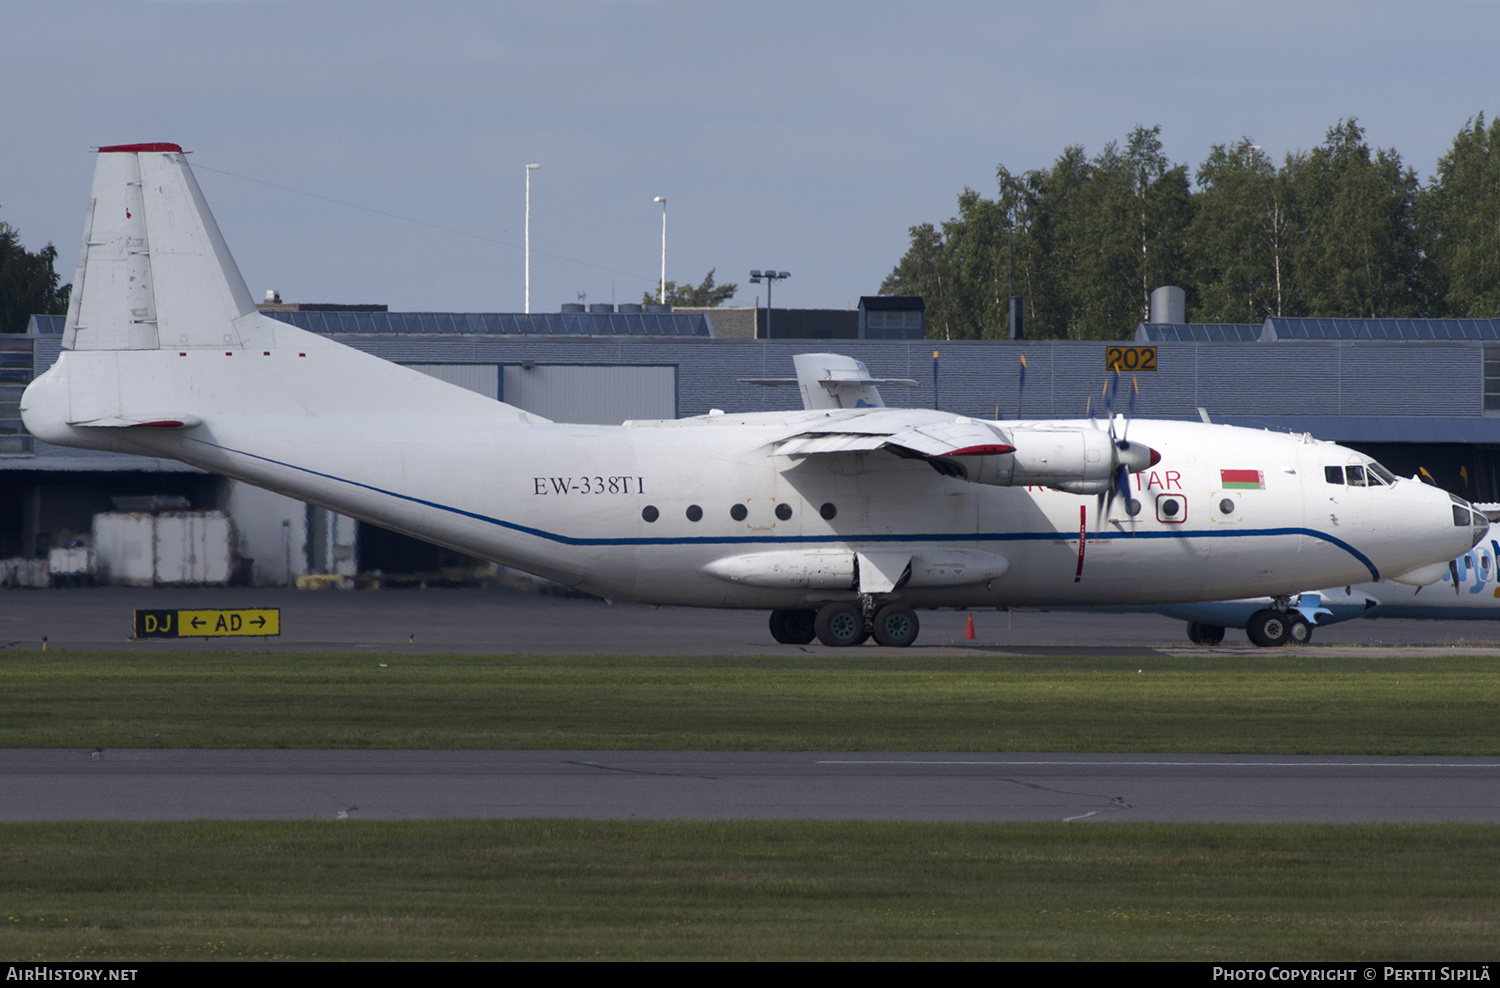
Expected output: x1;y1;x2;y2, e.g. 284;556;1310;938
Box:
749;269;790;338
524;163;540;313
653;196;668;305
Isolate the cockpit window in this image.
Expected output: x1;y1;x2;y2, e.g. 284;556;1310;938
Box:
1327;460;1396;487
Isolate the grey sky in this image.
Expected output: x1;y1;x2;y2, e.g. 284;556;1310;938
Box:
3;1;1494;314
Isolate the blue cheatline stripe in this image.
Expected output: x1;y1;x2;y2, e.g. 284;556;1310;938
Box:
188;437;1382;581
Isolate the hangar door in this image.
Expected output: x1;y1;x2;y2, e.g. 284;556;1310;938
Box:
501;364;677;424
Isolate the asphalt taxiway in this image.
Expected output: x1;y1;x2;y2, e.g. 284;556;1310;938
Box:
6;749;1499;824
5;585;1500;655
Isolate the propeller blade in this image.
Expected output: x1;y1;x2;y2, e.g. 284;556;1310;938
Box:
1116;463;1139;535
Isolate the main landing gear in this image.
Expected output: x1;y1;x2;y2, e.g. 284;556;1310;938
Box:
769;602;922;647
1245;608;1313;647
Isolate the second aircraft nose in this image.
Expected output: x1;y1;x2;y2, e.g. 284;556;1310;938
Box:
1443;491;1490;550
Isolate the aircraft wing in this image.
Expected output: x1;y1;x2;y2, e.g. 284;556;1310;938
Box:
770;408;1155;494
774;414;1013;459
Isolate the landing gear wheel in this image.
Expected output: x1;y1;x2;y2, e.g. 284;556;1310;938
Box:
1287;617;1313;645
1246;609;1292;648
1186;622;1226;646
871;604;920;647
815;602;867;647
769;608;816;645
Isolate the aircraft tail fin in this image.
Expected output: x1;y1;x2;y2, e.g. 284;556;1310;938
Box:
65;143;267;353
24;143;546;449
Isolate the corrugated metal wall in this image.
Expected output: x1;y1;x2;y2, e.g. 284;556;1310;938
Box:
28;335;1485;424
404;363;500;399
500;364;677;424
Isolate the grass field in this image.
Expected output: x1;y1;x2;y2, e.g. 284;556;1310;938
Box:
2;650;1498;753
4;820;1498;961
5;649;1499;961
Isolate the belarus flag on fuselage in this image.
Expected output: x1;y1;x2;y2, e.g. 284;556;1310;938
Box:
1221;469;1264;490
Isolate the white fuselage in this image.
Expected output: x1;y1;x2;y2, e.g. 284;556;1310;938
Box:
21;341;1479;610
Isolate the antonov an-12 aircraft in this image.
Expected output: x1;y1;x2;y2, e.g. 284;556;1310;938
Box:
20;144;1489;647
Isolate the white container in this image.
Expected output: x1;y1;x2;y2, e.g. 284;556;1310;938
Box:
93;510;233;586
94;513;156;586
155;511;232;585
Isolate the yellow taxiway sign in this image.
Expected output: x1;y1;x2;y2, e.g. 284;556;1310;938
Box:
133;608;280;639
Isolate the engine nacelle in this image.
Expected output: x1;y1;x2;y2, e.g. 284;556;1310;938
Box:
945;426;1155;493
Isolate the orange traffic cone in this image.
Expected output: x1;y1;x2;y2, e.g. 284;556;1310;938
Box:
964;614;976;639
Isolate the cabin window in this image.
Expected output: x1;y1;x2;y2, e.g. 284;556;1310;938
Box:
641;506;659;523
820;502;837;520
730;504;748;521
775;503;793;521
685;505;702;522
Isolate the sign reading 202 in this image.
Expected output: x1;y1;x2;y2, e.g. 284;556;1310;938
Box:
1105;346;1157;372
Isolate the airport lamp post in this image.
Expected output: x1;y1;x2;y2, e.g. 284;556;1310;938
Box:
524;163;540;314
749;269;790;338
654;196;667;304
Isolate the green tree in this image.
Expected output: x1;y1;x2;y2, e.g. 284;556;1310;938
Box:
931;190;1012;339
1189;139;1287;321
0;211;70;333
643;268;738;308
1285;119;1424;318
1419;113;1500;316
880;119;1484;336
880;222;956;338
1123;126;1194;323
1069;127;1193;337
883;129;1193;342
